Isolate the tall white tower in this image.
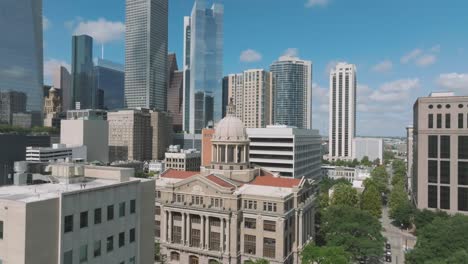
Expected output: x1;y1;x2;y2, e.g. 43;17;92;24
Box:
328;63;357;160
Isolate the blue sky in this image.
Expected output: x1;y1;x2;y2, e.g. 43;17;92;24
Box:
43;0;468;136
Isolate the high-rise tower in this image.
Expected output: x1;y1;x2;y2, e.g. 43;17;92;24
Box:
125;0;168;111
328;62;357;160
71;35;95;110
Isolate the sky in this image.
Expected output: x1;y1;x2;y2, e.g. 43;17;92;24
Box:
42;0;468;137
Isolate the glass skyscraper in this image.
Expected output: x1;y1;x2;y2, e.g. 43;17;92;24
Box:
183;0;224;133
125;0;168;111
0;0;43;115
95;59;124;110
72;35;95;110
270;56;312;129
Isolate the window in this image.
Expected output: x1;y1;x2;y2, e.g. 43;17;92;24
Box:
94;208;101;225
79;244;87;263
155;220;161;237
93;240;101;257
64;250;73;264
459;136;468;159
244;200;257;210
0;221;3;239
107;205;114;221
459;113;464;128
264;220;276;232
458;162;468;185
440;161;450;184
173;226;182;244
428;136;438;158
155;206;161;215
171;252;180;261
191;195;203;205
209;232;220;251
211;218;220;227
458;187;468;211
437;114;442;128
119;232;125;248
428;114;434;128
80;211;88;228
191;229;200;247
244;218;256;229
244;235;256;255
440;136;450;158
428;185;438;208
130;199;136;214
129;257;136;264
445;114;451;128
263;238;276;258
64;215;73;233
106;236;114;252
119;202;125;217
130;228;135;243
263;202;277;212
440;186;450;210
211;198;223;208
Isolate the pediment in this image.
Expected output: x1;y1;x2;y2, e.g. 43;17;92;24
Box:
173;175;234;195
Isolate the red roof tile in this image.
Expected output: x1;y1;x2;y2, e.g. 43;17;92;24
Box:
250;175;301;188
160;169;199;179
206;174;236;188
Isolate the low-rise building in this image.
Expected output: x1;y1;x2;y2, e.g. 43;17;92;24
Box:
352;137;384;164
164;146;201;172
26;143;87;162
0;163;155;264
322;165;371;183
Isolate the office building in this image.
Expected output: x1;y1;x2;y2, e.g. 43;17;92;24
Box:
173;133;203;151
43;87;62;124
0;163;154;264
125;0;168;111
0;91;27;124
67;109;107;121
201;128;215;167
61;118;109;163
270;56;312;129
247;125;322;179
225;70;273;128
151;111;173;160
164;146;201;171
71;35;95;110
167;53;184;132
412;92;468;214
328;63;357;161
322;165;371;182
183;0;224;133
155;105;316;264
352;137;384;164
11;112;37;129
407;126;414;192
95;59;124;110
54;66;72;111
26;144;87;162
0;0;43;116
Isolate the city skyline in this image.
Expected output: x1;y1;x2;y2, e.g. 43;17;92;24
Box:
42;0;468;136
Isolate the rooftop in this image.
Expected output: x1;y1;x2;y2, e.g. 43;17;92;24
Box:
250;173;302;188
160;169;199;179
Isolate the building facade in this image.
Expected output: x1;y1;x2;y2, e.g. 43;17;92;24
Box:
247;125;322;179
0;91;27;124
270;56;312;129
26;144;87;162
0;164;154;264
72;35;95;110
0;0;43;116
55;66;72;112
167;53;184;132
352;137;384;164
95;59;124;110
151;111;173;160
202;128;215;167
406;126;414;193
183;0;224;133
328;63;357;161
165;147;201;171
125;0;168;111
43;87;62;117
155;106;316;264
412;92;468;214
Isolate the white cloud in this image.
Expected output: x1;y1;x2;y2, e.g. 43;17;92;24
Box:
400;49;422;64
44;59;71;85
369;79;420;102
305;0;330;8
416;54;436;67
239;49;262;63
73;18;125;44
436;73;468;92
281;48;299;58
325;60;340;74
43;16;51;31
430;44;441;53
371;60;393;73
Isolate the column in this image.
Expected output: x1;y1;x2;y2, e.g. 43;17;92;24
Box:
235;145;239;163
243;145;247;162
298;211;303;247
226;217;230;254
201;215;205;248
221;218;225;252
182;213;186;245
186;214;191;245
168;211;172;243
160;209;166;243
205;216;210;249
212;145;215;162
225;145;228;163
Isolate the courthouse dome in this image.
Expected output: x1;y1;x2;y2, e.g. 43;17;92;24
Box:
213;99;248;141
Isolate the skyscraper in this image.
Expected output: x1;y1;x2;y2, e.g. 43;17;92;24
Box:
183;0;224;133
167;53;183;132
71;35;95;110
328;62;357;160
54;66;72;111
270;56;312;129
125;0;168;111
0;0;43;116
95;58;125;110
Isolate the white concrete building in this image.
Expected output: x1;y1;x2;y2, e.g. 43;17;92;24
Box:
329;63;357;161
0;163;154;264
247;125;322;179
352;137;384;164
406;126;414;192
26;144;87;162
165;146;201;172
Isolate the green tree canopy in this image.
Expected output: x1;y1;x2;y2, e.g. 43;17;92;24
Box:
360;184;382;218
413;209;449;234
301;243;351;264
330;183;359;208
361;156;372;167
321;205;384;261
391;199;414;228
370;166;389;194
389;183;408;218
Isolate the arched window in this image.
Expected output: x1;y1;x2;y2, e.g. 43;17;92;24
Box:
209;260;220;264
189;255;199;264
170;252;180;261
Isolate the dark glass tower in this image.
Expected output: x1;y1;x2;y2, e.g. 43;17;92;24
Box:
95;59;124;110
71;35;95;110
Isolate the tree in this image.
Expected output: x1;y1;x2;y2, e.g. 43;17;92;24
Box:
389;183;408;218
370;166;389;194
383;151;395;162
373;158;381;166
321;205;384;261
360;184;382;218
391;199;414;228
154;241;166;263
413;209;449;234
246;259;270;264
361;156;372;167
406;215;468;264
330;183;359;208
301;243;351;264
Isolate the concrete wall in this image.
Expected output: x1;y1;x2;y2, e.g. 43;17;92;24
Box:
0;200;27;263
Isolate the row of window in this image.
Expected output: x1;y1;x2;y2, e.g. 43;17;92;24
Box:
243;200;278;212
428;160;468;185
428;186;468;211
244;218;276;232
244;235;276;258
63;228;136;264
64;200;136;233
428;113;468;129
428;135;468;160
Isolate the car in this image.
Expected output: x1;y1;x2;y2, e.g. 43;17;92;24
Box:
385;255;392;262
385;243;391;250
386;250;391;256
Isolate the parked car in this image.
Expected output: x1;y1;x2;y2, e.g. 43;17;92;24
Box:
385;243;391;250
385;255;392;262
